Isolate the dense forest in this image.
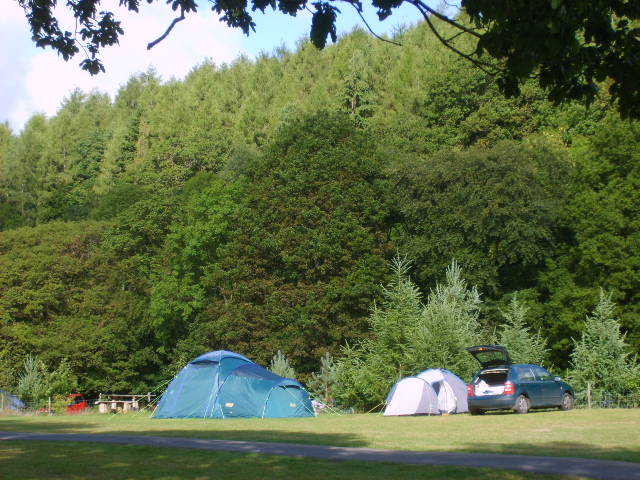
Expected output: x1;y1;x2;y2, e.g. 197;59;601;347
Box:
1;21;638;406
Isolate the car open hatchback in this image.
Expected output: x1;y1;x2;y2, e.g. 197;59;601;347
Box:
466;345;574;414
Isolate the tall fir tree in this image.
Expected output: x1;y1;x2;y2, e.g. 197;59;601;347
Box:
570;291;640;404
409;261;484;380
334;255;423;410
498;295;548;366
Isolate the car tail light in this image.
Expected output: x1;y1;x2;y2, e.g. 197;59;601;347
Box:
503;381;515;395
467;384;475;397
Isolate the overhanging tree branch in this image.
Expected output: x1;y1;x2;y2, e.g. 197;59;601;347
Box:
407;0;482;39
147;8;186;50
346;1;402;47
413;4;497;75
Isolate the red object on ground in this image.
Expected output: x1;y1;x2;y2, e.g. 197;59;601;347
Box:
66;393;88;414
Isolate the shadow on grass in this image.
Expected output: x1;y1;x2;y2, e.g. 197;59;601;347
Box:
0;416;368;447
1;412;638;463
0;441;577;480
117;428;369;447
477;408;563;415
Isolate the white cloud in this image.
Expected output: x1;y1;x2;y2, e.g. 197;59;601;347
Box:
1;2;244;132
1;0;25;22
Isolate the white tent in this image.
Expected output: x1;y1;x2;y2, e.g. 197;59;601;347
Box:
417;369;469;414
383;377;439;416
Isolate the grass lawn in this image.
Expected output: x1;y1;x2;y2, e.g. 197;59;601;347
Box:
0;441;581;480
0;409;638;463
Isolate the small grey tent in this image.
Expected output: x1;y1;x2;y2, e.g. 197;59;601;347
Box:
383;377;440;416
417;368;469;413
384;368;469;416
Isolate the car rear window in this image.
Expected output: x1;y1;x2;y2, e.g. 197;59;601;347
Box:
471;368;509;396
476;369;509;385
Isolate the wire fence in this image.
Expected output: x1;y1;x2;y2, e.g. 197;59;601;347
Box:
573;391;640;409
3;388;639;416
0;378;174;417
2;393;165;417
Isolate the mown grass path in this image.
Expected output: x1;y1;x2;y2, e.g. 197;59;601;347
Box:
1;409;637;461
1;431;639;480
0;409;638;479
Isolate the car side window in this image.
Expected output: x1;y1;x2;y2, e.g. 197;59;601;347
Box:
533;366;553;381
516;366;535;381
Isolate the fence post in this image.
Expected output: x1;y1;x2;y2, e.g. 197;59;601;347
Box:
48;396;52;416
587;382;592;409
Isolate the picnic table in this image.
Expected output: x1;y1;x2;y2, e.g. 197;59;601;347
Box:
95;393;154;413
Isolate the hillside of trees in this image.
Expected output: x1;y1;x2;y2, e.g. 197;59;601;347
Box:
1;22;638;405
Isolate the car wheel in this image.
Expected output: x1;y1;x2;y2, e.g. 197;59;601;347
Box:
559;392;573;411
514;395;530;414
470;409;485;415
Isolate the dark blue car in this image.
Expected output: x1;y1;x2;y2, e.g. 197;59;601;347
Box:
466;345;574;414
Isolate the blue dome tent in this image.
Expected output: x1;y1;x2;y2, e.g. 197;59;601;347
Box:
153;350;314;419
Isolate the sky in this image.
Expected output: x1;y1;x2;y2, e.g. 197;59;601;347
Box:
0;1;426;134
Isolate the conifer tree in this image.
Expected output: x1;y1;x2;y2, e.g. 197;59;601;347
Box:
16;354;50;407
0;123;20;229
409;260;484;380
334;255;423;410
498;295;548;366
340;51;378;126
335;259;486;410
570;291;640;404
308;352;337;406
270;350;296;378
9;115;49;224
